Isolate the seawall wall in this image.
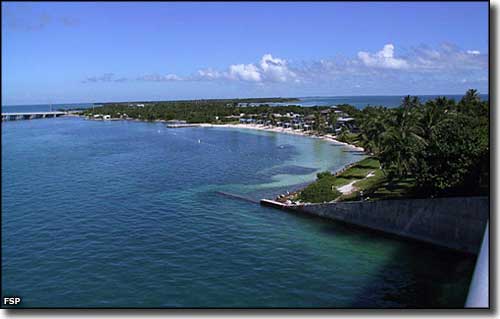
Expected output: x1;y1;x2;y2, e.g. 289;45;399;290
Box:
291;197;489;254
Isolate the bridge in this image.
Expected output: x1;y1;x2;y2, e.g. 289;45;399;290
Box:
2;111;67;121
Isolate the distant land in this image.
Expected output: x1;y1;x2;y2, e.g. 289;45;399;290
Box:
1;94;489;112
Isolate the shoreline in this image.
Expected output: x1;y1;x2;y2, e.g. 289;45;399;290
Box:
82;116;365;152
197;123;365;152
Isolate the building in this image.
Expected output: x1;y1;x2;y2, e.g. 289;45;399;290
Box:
335;117;358;132
166;120;187;125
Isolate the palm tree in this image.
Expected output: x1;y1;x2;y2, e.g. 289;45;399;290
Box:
419;97;449;142
378;98;426;178
357;106;388;154
458;89;481;113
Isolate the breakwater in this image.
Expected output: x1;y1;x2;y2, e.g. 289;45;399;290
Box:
264;196;488;254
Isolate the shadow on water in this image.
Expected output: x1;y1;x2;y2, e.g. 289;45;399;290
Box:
348;236;476;308
264;204;478;308
320;221;478;308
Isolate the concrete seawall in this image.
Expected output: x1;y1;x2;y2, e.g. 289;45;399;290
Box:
288;197;488;254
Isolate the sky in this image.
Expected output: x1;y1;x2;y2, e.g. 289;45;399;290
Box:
1;1;489;105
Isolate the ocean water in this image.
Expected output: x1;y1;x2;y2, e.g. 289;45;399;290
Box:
250;94;489;108
2;117;475;308
2;94;488;113
293;94;489;108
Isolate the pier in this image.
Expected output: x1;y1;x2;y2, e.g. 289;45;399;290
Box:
2;111;67;121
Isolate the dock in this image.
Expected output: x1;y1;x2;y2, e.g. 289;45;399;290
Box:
2;111;67;121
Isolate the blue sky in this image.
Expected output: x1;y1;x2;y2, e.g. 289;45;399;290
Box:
2;2;489;105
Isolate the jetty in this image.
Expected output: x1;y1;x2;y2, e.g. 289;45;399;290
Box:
215;191;260;204
2;111;67;121
260;199;294;209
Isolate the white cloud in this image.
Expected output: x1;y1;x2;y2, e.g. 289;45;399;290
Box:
164;74;182;81
83;73;127;83
259;54;296;82
409;43;487;71
228;63;262;82
357;44;409;69
137;73;183;81
467;50;481;55
194;54;297;83
84;43;487;92
196;68;223;80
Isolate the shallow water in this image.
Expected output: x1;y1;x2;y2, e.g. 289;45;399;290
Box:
1;117;475;308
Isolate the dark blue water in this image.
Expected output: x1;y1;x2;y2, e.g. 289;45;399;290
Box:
257;94;489;108
2;117;475;308
2;94;488;113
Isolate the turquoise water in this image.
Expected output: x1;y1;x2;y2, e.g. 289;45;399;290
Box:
2;117;475;308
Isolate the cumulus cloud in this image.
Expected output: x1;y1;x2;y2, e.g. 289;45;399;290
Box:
195;54;296;83
82;43;487;92
259;54;296;82
358;44;409;69
228;63;262;82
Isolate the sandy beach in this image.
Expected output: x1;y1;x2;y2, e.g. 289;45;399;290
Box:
85;116;365;152
198;123;365;152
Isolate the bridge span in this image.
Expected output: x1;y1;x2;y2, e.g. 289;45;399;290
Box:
2;111;67;121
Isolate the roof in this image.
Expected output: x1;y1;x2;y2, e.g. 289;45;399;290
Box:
338;117;355;122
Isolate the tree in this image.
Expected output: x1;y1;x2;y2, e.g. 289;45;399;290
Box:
412;113;488;195
377;98;426;178
357;106;388;154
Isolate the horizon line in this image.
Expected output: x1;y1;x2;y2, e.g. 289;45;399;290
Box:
2;91;489;107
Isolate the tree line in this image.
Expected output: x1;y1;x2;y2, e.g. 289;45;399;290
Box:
352;89;488;196
83;99;329;123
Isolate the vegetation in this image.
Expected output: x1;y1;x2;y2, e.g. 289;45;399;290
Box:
299;90;489;203
353;89;488;197
336;130;361;146
298;157;380;203
82;98;320;123
298;172;342;203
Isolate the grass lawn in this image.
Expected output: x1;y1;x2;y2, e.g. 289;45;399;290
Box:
297;156;418;203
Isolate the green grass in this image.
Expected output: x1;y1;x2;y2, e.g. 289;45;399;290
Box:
297;156;418;203
298;157;380;203
338;172;417;202
297;175;342;203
